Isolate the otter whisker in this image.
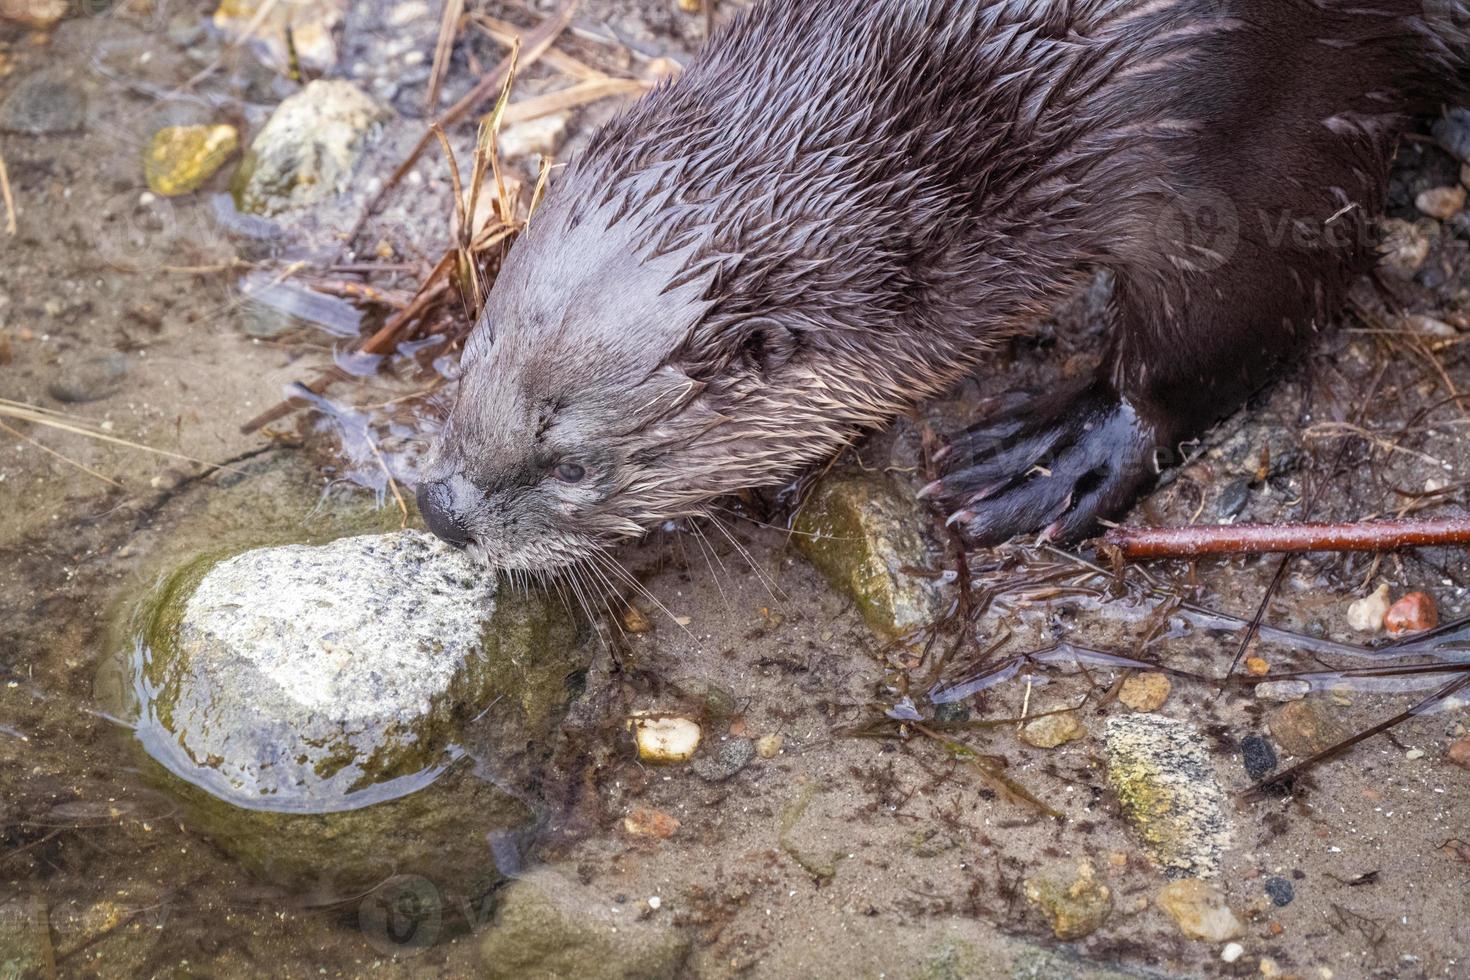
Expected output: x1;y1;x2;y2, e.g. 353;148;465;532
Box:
591;550;692;637
706;512;785;604
687;520;735;615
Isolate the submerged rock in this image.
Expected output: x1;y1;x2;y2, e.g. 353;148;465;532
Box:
0;0;66;27
1433;108;1470;163
123;529;581;898
231;80;387;215
478;869;690;979
1118;672;1171;712
138;531;499;803
793;473;944;637
1019;711;1086;749
1022;860;1113;941
46;352;128;404
1266;699;1348;758
144;124;239;197
692;737;755;782
0;71;85;135
1104;714;1231;878
1155;879;1242;942
0;895;54;977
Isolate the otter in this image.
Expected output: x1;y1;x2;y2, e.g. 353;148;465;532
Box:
417;0;1469;571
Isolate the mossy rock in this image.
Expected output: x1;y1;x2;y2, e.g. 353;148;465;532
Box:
793;472;944;637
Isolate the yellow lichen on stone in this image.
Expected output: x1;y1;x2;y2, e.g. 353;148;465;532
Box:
144;124;239;197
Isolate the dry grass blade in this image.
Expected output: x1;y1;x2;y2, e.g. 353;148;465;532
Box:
388;0;575;191
426;0;466;112
0;144;16;235
472;13;605;81
528;154;554;227
0;403;252;476
499;77;649;126
0;419;123;488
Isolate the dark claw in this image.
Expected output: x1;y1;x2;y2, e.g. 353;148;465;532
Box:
930;379;1170;546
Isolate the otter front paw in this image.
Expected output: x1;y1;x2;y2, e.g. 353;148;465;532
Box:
923;380;1172;546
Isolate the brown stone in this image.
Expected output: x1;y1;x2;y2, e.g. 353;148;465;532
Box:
624;806;680;838
1446;738;1470;770
1267;700;1348;758
1119;672;1172;712
1019;711;1086;749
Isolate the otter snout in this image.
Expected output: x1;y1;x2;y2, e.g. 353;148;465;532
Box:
417;477;472;549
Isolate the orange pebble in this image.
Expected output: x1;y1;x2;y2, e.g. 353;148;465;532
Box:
1385;592;1437;635
1245;656;1271;677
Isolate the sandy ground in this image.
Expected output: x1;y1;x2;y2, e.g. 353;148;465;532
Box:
1;1;1469;978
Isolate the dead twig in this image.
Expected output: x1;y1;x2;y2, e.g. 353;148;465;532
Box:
1103;517;1470;559
425;0;466;113
0;143;16;235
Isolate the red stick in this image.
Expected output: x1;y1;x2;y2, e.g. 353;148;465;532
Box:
1104;517;1470;559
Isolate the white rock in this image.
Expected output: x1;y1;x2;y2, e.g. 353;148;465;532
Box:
1221;942;1245;963
630;715;701;763
1346;583;1391;632
497;115;568;160
142;531;496;806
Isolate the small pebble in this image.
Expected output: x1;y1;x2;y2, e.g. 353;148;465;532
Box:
1221;942;1245;964
1263;876;1294;907
1405;748;1425;761
1345;584;1390;632
1416;185;1467;220
1377;218;1432;278
1156;879;1243;942
647;896;661;910
630;715;701;763
692;737;754;782
46;353;128;403
1245;656;1271;677
623;806;680;838
1255;680;1311;703
1240;734;1278;781
1119;672;1171;712
621;604;653;634
1447;737;1470;770
1019;711;1086;749
1384;591;1437;635
0;71;85;135
756;733;784;759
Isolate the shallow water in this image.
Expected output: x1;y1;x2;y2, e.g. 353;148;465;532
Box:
3;2;1470;978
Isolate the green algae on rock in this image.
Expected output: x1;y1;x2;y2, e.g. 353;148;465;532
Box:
144;124;239;196
1103;714;1232;879
793;472;944;637
1022;859;1113;941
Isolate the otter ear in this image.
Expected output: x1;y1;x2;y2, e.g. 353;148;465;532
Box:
736;317;798;375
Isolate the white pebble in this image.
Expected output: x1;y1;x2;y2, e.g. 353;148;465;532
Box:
1346;584;1391;632
1221;942;1245;964
630;715;701;763
648;896;661;910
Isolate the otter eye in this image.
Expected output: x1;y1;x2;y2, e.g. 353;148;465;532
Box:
553;462;586;484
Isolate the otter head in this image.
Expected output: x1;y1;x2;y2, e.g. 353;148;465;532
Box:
417;190;808;573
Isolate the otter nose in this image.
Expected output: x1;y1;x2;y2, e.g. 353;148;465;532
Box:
417;479;471;548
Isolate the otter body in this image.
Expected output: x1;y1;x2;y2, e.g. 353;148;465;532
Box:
419;0;1469;570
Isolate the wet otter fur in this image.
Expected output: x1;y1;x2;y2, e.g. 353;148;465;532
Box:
418;0;1470;571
